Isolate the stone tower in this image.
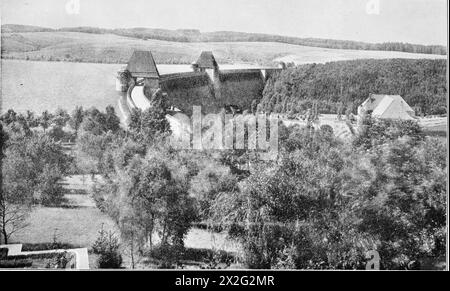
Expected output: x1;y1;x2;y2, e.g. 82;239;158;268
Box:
193;51;221;98
194;51;219;79
126;51;160;90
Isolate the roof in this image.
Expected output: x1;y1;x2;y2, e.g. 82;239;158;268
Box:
360;94;387;112
365;95;416;120
371;96;394;117
361;94;414;114
126;51;160;78
195;51;219;69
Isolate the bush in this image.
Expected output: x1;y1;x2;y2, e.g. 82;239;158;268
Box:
2;252;76;269
0;259;33;268
0;248;8;259
92;226;122;269
21;242;81;252
147;246;235;269
45;252;75;269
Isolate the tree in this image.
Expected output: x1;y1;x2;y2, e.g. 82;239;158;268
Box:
2;131;69;206
39;110;53;133
0;200;30;245
189;161;238;220
92;225;122;269
211;126;353;269
353;117;424;150
0;109;18;125
259;59;446;115
0;123;30;244
104;105;121;133
92;147;197;267
0;198;30;244
81;108;107;135
69;106;84;136
75;130;117;175
128;90;171;144
52;108;70;128
343;137;446;269
25;110;39;128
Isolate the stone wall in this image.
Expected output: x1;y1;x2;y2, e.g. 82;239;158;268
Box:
218;70;265;110
135;68;280;116
160;72;216;115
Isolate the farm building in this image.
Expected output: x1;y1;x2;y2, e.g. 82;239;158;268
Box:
118;50;283;117
358;94;416;120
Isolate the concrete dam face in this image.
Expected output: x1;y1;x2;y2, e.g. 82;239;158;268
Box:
117;51;284;116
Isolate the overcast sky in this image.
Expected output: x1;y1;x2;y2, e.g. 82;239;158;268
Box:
1;0;447;45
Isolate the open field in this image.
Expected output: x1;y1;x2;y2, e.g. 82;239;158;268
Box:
419;117;448;137
11;175;118;246
282;114;447;140
2;31;446;66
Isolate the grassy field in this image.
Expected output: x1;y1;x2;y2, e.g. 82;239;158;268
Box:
11;175;118;246
2;31;446;66
419;117;448;137
282;115;447;141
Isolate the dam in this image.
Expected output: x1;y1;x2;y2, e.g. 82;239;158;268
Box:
116;50;285;119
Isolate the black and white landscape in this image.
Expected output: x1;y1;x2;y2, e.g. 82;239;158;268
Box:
0;0;447;270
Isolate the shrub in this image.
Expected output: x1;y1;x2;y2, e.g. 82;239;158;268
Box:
92;226;122;269
45;252;75;269
0;248;8;259
0;259;33;268
21;242;81;252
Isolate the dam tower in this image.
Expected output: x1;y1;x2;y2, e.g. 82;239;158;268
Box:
193;51;219;80
126;51;161;89
192;51;221;99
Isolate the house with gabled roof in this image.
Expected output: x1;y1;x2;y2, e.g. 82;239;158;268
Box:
359;94;416;120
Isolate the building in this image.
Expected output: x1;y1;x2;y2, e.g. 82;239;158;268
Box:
117;50;283;116
358;94;416;120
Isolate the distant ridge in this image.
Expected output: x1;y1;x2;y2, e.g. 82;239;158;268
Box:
1;24;446;56
1;24;54;33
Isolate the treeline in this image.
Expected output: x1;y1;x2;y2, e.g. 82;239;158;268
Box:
260;58;447;116
2;24;446;55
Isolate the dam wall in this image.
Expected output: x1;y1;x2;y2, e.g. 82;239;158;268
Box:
118;51;283;116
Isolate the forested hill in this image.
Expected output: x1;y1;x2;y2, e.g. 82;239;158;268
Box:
260;59;447;116
1;24;447;55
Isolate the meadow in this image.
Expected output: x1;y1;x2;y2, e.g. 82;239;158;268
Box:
2;31;446;66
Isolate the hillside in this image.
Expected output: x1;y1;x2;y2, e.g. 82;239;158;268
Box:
1;24;447;56
1;24;54;33
1;31;446;66
260;59;447;116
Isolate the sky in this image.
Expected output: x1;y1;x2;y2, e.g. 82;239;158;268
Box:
0;0;447;45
